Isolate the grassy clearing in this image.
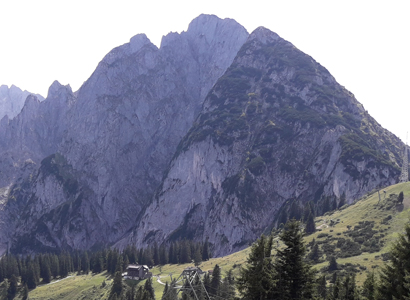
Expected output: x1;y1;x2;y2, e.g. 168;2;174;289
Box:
29;272;112;300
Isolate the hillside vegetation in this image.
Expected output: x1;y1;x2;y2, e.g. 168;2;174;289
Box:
5;182;406;299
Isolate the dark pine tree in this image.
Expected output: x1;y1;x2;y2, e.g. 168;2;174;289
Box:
159;244;168;265
22;283;29;300
111;271;123;298
193;247;202;267
26;263;37;289
144;277;155;300
398;191;404;204
362;272;377;300
218;269;235;300
305;212;316;235
308;242;322;263
202;238;210;261
378;222;410;299
7;274;17;300
210;264;221;297
316;275;327;299
153;242;160;266
236;235;276;299
81;251;90;274
180;240;191;264
274;219;315;300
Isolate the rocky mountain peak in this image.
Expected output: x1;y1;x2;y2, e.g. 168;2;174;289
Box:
186;14;246;41
47;80;72;97
21;94;40;113
248;26;280;44
130;33;152;53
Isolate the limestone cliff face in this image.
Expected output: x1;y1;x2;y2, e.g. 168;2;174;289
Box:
0;81;73;253
126;27;402;256
9;15;249;253
0;85;44;120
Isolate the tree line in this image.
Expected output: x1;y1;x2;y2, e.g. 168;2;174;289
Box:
0;239;210;299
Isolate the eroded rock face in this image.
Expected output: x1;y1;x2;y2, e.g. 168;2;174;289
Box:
124;27;402;256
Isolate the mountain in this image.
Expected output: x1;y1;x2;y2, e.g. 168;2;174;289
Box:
123;27;403;256
5;14;248;254
0;15;405;256
0;84;44;120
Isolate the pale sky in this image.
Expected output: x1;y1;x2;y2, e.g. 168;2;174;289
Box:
0;0;409;143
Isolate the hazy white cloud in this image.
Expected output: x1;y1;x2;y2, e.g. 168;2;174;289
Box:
0;0;409;142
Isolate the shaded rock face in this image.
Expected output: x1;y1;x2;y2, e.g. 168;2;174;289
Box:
126;27;402;256
0;85;44;120
8;14;249;253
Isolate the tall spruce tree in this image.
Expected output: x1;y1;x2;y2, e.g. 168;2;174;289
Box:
378;222;410;299
274;219;315;300
111;271;123;298
236;235;276;299
305;212;316;235
180;240;191;264
219;269;235;300
144;277;155;300
316;275;327;299
341;273;358;300
22;283;29;300
362;272;377;300
202;239;210;261
26;263;37;289
210;264;221;297
7;274;17;300
194;248;202;267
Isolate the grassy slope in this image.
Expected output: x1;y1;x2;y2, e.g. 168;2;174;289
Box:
23;182;410;298
28;272;112;300
307;182;410;285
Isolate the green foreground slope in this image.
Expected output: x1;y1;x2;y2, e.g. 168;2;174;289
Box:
21;182;410;299
306;181;410;284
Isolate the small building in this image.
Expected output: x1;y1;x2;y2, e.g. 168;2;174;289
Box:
123;264;152;280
